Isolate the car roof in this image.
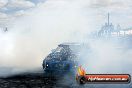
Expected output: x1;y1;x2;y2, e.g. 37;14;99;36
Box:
58;42;81;47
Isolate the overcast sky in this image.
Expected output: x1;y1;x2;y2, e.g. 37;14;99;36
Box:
0;0;45;26
0;0;131;29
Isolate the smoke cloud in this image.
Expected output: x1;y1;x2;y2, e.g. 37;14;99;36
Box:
0;0;95;76
80;39;132;74
0;0;132;80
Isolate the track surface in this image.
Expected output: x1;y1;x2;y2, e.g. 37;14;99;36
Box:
0;72;79;88
0;72;132;88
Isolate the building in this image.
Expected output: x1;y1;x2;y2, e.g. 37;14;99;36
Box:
97;13;132;37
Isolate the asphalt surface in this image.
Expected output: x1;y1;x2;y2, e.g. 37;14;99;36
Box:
0;72;132;88
0;72;80;88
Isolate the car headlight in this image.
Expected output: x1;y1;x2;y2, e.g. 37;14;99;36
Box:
74;65;77;68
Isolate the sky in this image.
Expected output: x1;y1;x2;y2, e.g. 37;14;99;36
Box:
0;0;45;26
0;0;131;29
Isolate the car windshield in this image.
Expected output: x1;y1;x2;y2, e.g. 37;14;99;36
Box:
46;45;82;61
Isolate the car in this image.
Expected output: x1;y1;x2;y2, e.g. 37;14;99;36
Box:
42;43;84;77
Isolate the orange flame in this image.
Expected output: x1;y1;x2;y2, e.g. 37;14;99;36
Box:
77;66;86;76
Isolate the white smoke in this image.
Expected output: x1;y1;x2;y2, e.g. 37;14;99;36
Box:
0;0;132;78
0;0;96;76
79;39;132;75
